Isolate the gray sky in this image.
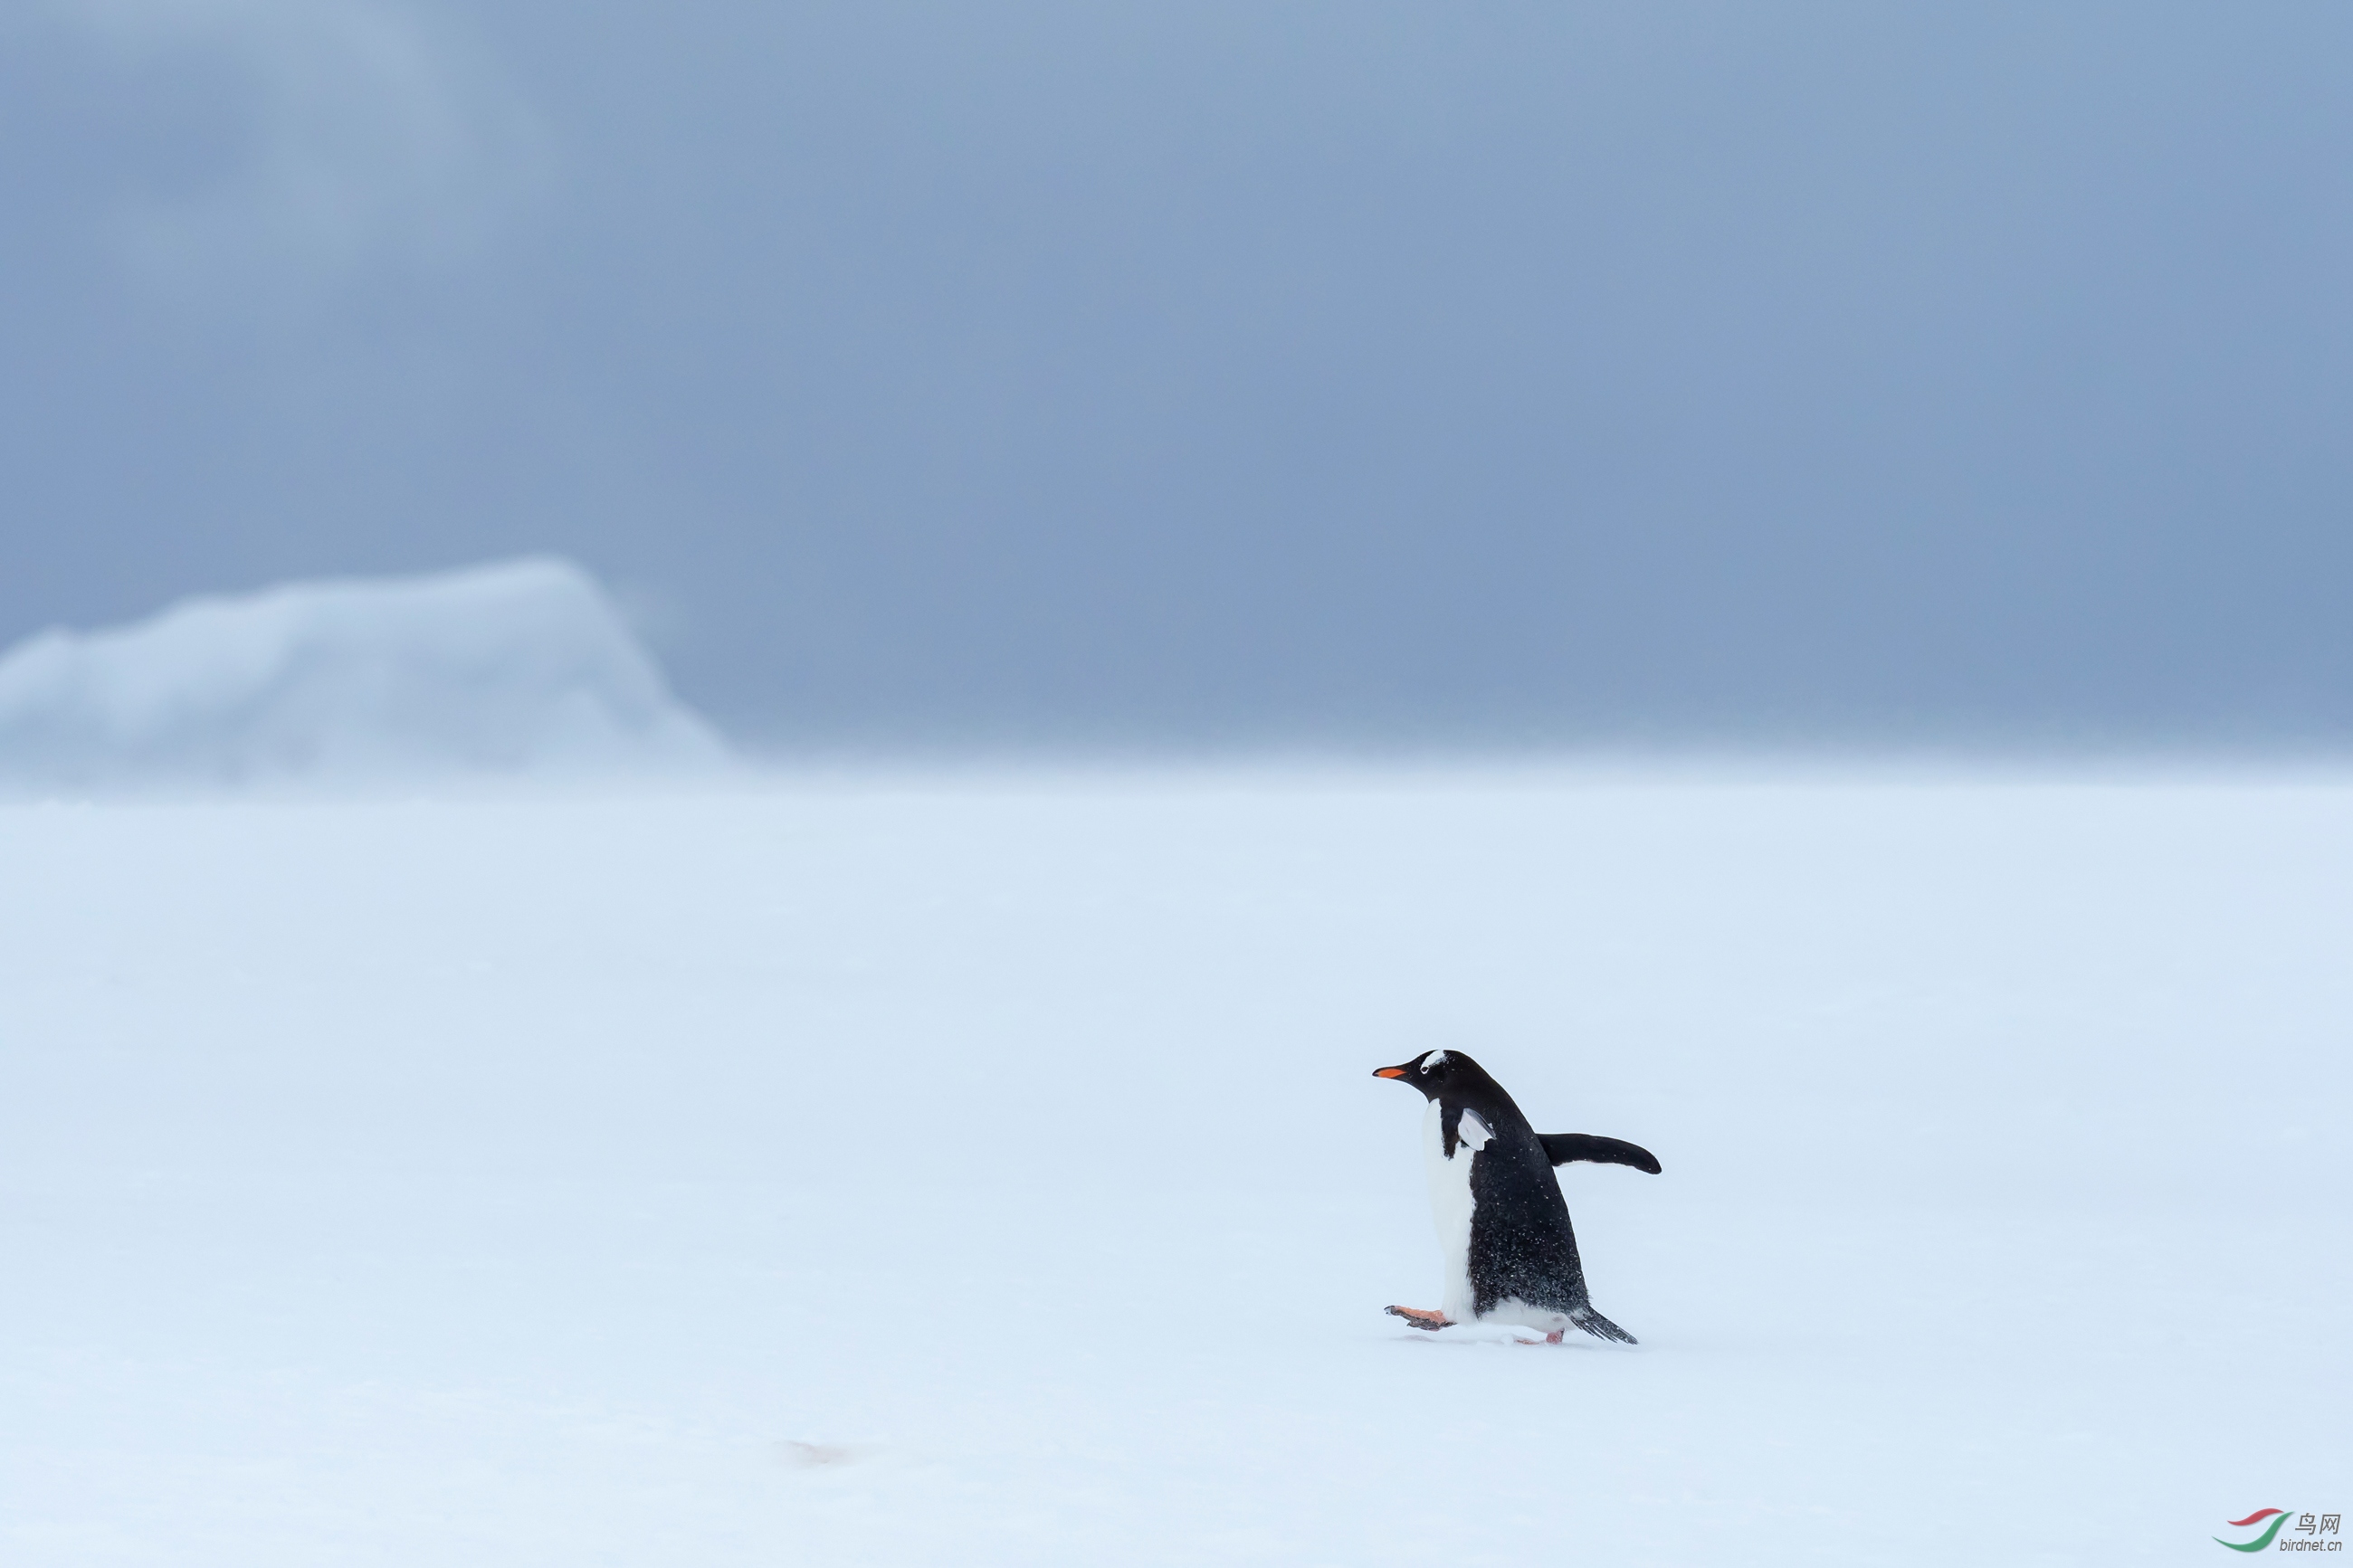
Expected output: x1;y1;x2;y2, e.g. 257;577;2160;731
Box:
4;2;2349;749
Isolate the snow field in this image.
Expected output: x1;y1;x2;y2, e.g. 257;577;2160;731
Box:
1;771;2346;1564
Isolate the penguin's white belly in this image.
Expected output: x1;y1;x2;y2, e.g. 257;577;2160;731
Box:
1480;1297;1576;1333
1421;1100;1479;1322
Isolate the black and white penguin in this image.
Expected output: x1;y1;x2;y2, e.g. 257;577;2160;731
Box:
1373;1049;1660;1344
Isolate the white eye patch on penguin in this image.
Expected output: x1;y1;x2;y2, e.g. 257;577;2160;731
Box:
1371;1049;1660;1345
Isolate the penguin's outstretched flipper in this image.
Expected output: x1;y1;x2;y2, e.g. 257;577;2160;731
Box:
1567;1305;1637;1345
1538;1133;1662;1174
1385;1306;1450;1331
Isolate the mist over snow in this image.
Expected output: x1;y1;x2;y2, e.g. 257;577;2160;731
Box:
0;558;728;793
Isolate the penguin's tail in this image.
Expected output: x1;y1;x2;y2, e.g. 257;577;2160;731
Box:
1568;1305;1636;1345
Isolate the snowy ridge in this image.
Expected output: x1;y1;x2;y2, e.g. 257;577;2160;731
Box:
0;559;728;790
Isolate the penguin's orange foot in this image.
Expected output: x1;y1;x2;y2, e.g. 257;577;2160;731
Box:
1544;1330;1566;1344
1385;1306;1451;1331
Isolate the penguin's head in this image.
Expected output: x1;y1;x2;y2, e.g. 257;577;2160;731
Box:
1372;1048;1473;1100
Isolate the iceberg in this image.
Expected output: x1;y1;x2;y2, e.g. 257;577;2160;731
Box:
0;558;729;790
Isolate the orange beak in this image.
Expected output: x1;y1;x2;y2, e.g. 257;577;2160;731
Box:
1372;1067;1407;1079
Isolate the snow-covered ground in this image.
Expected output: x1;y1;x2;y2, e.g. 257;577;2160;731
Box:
1;769;2345;1565
0;560;725;791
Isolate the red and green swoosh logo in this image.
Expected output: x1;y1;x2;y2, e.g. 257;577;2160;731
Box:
2217;1509;2291;1552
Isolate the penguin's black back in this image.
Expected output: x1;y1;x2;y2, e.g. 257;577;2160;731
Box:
1436;1057;1596;1317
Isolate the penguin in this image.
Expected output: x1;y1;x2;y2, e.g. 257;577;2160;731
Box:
1373;1049;1660;1344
